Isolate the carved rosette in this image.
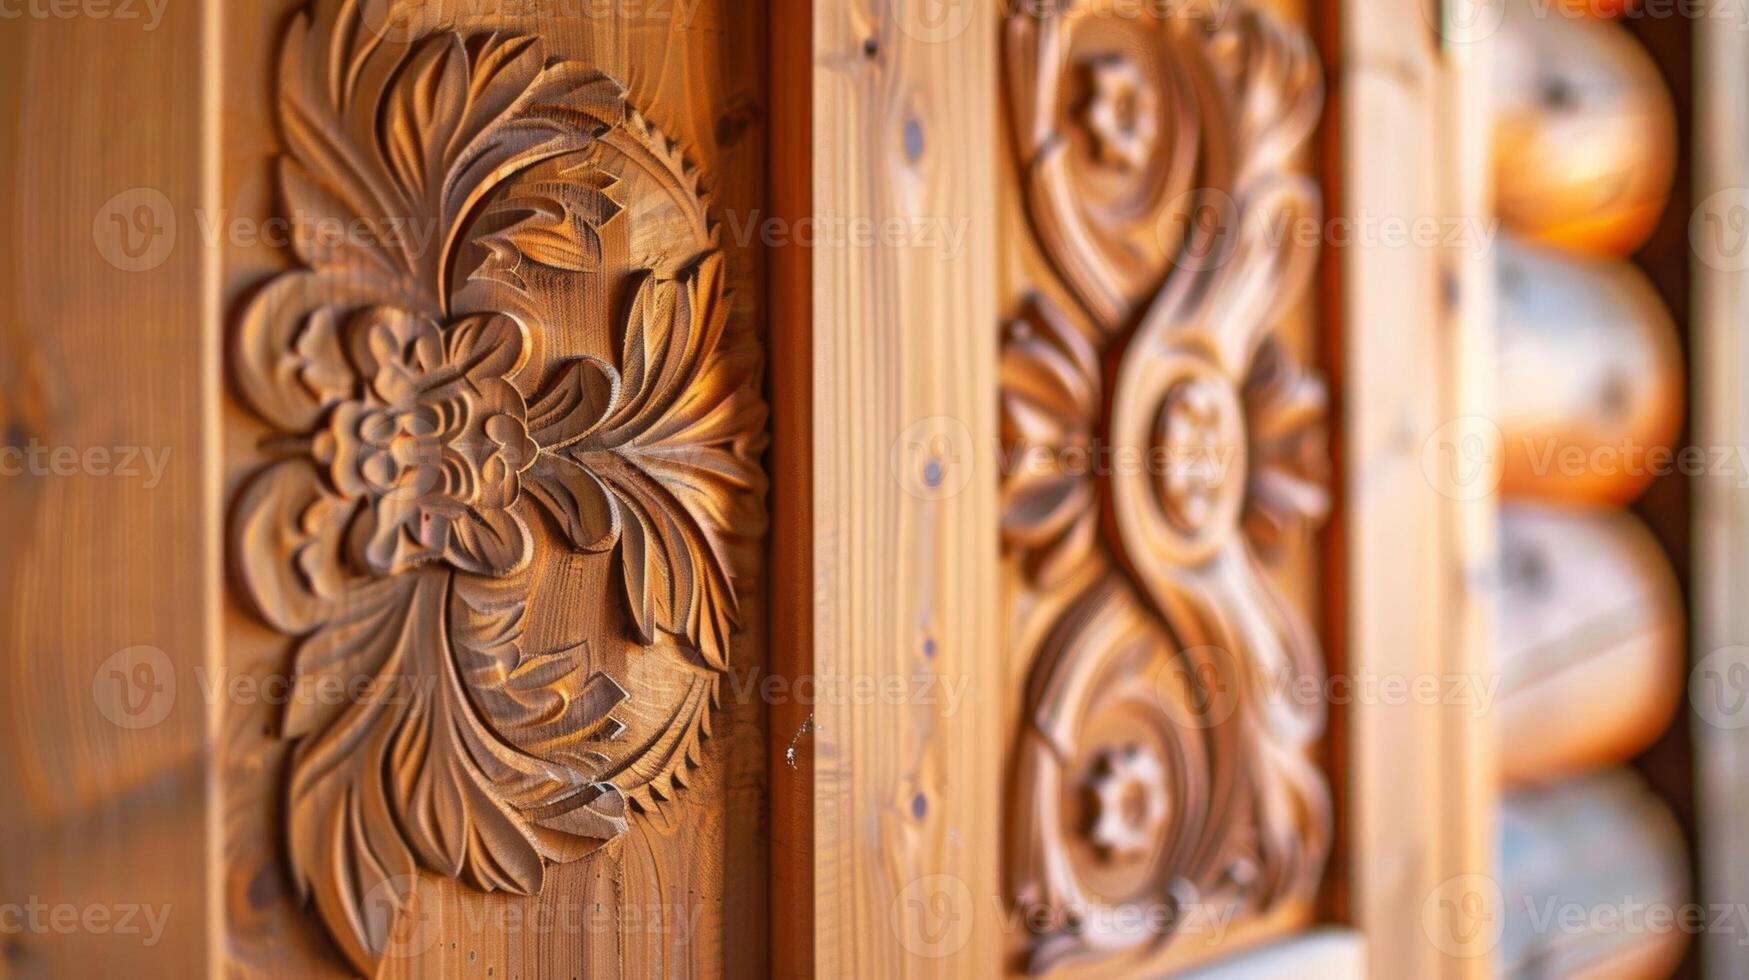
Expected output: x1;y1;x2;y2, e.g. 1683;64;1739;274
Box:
229;1;767;972
1003;2;1330;971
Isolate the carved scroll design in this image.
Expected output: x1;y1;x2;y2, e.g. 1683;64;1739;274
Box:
1003;2;1330;971
229;1;766;972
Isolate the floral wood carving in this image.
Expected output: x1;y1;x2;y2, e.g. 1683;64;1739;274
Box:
1003;2;1330;971
229;1;767;972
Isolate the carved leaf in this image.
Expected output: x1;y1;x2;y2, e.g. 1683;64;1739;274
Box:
274;1;626;309
528;254;770;672
284;570;628;974
476;170;624;283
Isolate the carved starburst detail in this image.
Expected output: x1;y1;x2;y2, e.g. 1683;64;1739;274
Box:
1087;745;1171;862
1085;56;1159;171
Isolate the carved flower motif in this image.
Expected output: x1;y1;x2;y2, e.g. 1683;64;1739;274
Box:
313;309;540;577
228;3;766;973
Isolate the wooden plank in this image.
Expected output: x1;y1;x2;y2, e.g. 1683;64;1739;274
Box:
806;0;1002;974
0;0;218;975
1339;0;1497;975
1693;13;1749;980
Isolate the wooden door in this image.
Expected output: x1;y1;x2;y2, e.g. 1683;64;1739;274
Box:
0;0;1499;977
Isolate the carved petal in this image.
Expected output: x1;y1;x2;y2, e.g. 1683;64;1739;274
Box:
525;454;620;553
555;458;738;674
477;172;624;278
232;458;358;635
234;271;422;435
443;505;535;577
526;356;620;450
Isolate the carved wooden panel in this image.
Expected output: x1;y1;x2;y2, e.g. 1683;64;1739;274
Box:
998;1;1331;972
220;0;770;975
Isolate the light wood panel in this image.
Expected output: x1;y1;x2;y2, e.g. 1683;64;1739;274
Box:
0;0;218;976
803;0;1003;975
1340;0;1497;975
1694;12;1749;980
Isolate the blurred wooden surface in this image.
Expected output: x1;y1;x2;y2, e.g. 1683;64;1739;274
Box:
0;0;217;976
1339;0;1497;975
1694;11;1749;980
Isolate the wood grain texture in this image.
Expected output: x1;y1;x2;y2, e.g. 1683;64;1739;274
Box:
216;1;773;975
1339;0;1496;975
766;0;815;975
805;0;1002;975
0;0;219;976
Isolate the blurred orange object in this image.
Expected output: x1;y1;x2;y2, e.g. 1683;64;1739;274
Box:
1495;237;1684;507
1499;771;1690;978
1495;505;1684;787
1495;0;1675;256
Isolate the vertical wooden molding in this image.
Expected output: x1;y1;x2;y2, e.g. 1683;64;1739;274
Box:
1341;0;1496;977
1695;14;1749;980
807;0;1002;974
769;0;816;974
